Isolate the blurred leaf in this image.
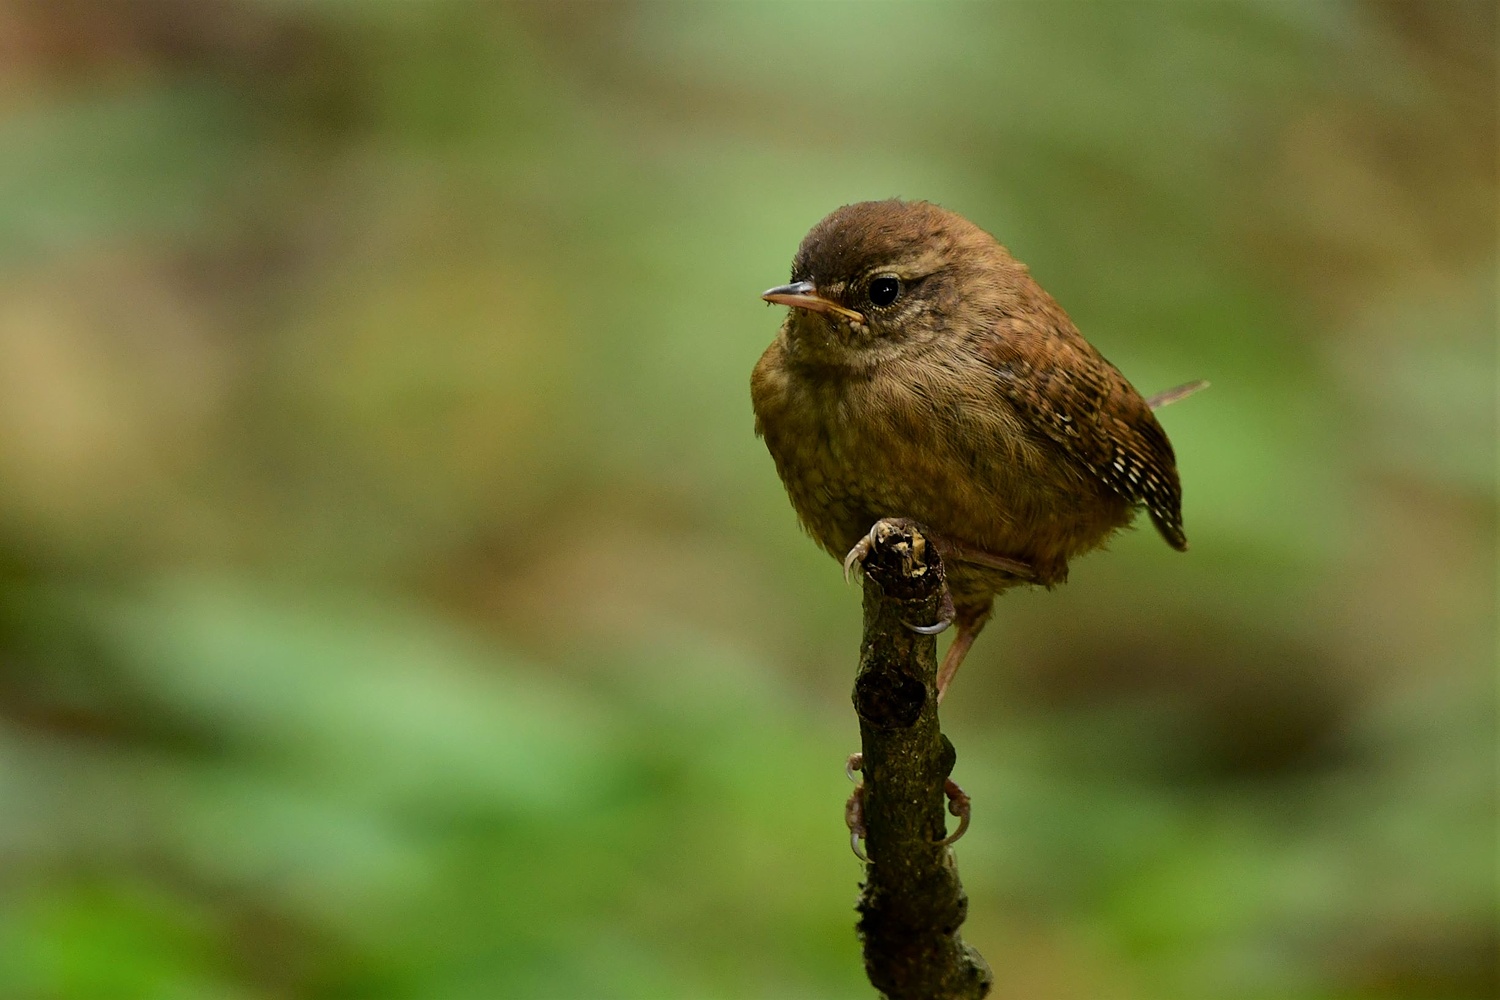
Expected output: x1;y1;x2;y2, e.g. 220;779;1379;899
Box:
0;86;253;262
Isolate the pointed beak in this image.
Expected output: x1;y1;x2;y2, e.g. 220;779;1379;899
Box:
761;281;865;323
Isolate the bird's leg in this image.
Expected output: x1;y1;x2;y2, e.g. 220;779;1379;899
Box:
842;520;1024;700
931;539;1036;580
936;600;993;703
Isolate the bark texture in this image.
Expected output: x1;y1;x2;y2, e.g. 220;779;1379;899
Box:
853;520;992;1000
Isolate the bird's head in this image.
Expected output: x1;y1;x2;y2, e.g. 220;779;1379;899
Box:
761;199;1029;368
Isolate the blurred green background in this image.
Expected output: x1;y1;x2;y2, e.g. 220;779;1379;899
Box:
0;2;1493;998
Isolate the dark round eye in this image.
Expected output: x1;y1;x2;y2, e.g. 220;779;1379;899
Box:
867;276;902;308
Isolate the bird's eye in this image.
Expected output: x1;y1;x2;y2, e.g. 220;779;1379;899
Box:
867;276;902;308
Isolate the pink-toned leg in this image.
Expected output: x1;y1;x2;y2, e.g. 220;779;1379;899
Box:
936;601;993;703
839;519;1024;701
931;539;1036;581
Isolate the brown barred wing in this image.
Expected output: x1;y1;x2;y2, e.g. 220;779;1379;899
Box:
978;317;1188;551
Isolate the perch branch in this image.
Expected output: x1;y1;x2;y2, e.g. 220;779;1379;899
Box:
851;521;992;999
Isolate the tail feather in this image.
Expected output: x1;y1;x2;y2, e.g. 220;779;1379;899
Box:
1147;379;1209;411
1149;507;1189;552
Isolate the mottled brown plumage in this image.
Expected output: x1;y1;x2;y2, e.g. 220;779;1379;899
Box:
750;199;1197;698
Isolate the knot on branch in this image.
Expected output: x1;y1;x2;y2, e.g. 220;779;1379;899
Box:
855;669;926;729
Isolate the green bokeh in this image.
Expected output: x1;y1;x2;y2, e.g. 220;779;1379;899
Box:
0;3;1492;998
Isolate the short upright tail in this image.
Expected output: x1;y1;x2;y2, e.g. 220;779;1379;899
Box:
1149;508;1189;552
1147;379;1209;411
1142;379;1202;551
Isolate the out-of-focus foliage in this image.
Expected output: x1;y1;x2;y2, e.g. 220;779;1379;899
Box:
0;2;1492;998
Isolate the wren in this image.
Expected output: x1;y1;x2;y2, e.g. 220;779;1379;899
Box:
751;199;1201;700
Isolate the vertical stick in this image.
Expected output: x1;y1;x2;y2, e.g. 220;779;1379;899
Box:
852;521;992;1000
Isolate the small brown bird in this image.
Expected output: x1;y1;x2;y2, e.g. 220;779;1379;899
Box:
751;199;1201;701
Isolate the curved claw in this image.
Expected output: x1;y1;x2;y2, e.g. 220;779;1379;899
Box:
843;535;873;584
937;808;970;848
903;616;952;635
842;521;889;584
845;777;869;863
936;777;971;847
846;753;864;784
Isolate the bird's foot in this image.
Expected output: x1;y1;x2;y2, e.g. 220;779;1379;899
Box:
845;753;867;862
843;519;955;633
842;518;929;583
846;752;970;857
937;777;971;847
845;519;1035;585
